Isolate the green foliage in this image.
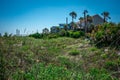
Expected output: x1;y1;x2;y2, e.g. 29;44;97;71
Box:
69;11;77;22
12;63;72;80
88;68;113;80
12;63;116;80
29;29;85;39
67;31;85;38
95;30;104;40
101;53;108;59
29;32;43;39
72;31;81;38
47;34;59;39
57;56;75;69
104;61;118;71
3;32;8;37
1;36;119;79
91;23;120;49
69;49;80;56
59;29;67;36
89;47;98;51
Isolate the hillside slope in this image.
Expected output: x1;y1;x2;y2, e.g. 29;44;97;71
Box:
0;37;120;80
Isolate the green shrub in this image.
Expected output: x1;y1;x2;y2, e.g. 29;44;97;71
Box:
59;29;67;36
79;31;85;36
47;34;59;39
95;30;104;40
101;53;108;59
3;32;8;37
67;31;73;37
104;61;118;71
69;49;80;56
57;56;75;69
67;31;84;38
93;23;120;48
72;31;81;38
89;47;98;51
29;32;43;39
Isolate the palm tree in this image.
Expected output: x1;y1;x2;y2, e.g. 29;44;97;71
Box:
79;17;84;30
101;11;111;22
69;11;77;22
87;15;93;32
69;11;77;30
83;10;88;33
87;15;92;23
0;33;1;37
79;17;84;22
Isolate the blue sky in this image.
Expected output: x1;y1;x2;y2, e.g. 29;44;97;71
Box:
0;0;120;35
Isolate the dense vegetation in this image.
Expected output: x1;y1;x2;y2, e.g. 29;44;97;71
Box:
90;22;120;50
0;22;120;80
0;5;119;79
29;22;120;50
29;30;85;39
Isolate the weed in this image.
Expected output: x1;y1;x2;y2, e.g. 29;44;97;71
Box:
69;49;80;56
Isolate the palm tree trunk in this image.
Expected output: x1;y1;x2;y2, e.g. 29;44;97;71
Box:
72;17;74;22
84;14;87;33
104;16;106;22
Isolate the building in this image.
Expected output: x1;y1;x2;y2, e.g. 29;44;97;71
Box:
78;14;104;28
51;24;67;33
92;14;104;25
16;29;20;36
50;14;104;32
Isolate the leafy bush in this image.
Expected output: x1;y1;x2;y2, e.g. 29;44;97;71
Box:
72;31;81;38
95;30;104;40
89;47;98;51
67;31;73;37
3;32;8;37
91;23;120;49
59;29;67;36
3;32;12;37
69;49;80;56
29;32;43;39
67;31;85;38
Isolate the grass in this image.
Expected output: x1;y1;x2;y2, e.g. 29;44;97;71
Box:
12;63;116;80
0;36;120;80
69;49;80;56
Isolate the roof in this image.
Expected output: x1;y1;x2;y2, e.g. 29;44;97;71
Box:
77;14;104;26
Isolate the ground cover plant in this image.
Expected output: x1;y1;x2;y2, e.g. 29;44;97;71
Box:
0;33;120;80
0;22;120;80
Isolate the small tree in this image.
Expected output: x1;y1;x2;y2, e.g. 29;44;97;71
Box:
42;28;49;34
3;32;8;37
59;29;66;37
